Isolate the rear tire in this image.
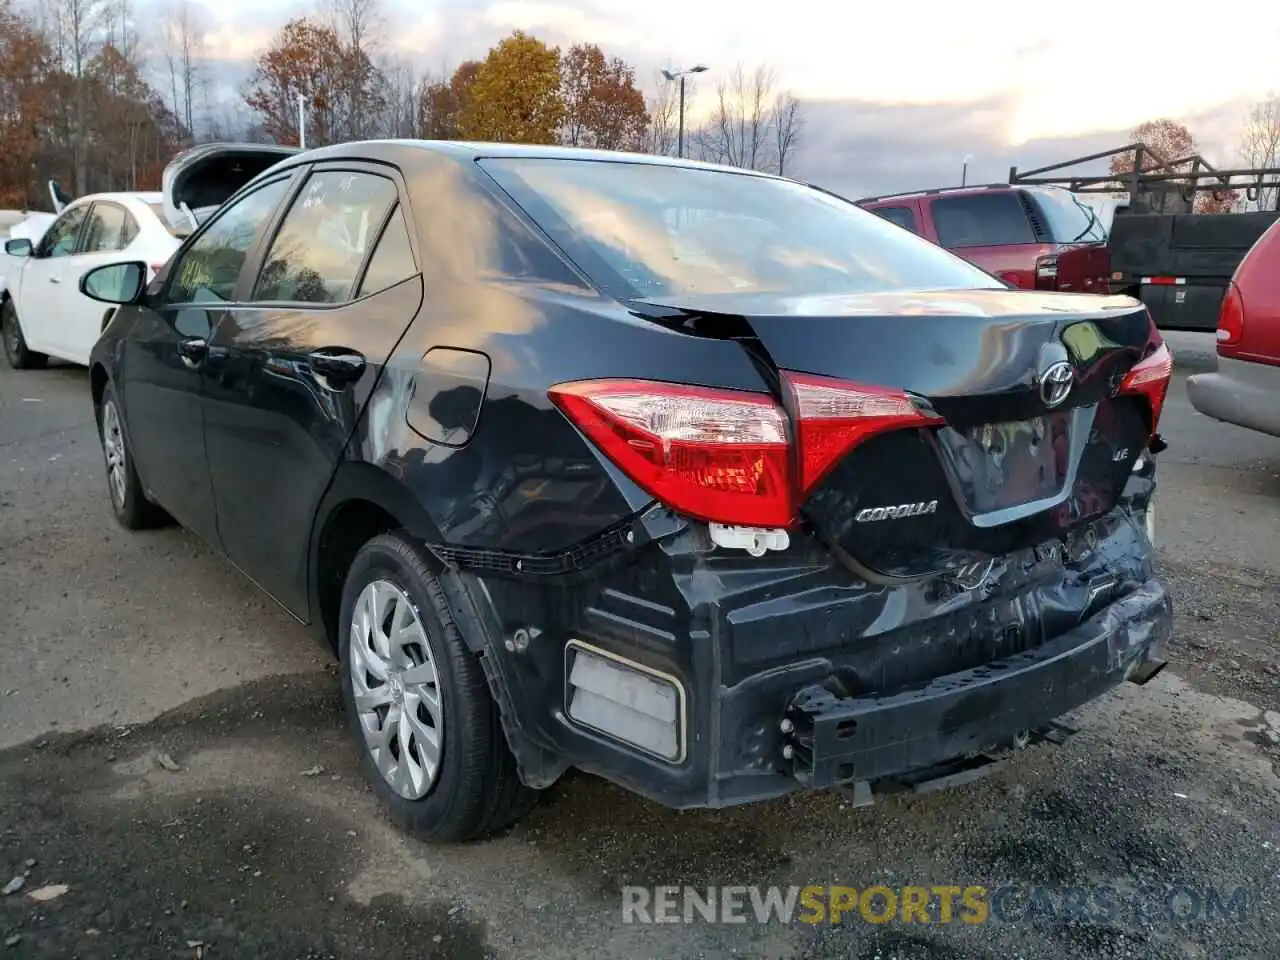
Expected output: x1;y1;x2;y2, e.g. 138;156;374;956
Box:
1;298;46;370
338;531;537;842
97;382;169;530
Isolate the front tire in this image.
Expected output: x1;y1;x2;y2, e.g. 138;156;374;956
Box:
1;298;47;370
97;382;168;530
339;532;536;841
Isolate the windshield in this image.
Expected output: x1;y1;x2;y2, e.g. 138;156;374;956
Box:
1028;188;1107;244
479;158;1002;300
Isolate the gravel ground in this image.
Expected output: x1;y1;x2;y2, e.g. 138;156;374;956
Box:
2;354;1279;960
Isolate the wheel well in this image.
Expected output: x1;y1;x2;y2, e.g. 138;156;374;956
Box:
315;499;401;652
90;364;109;414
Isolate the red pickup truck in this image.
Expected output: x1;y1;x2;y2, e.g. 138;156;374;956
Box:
858;184;1111;294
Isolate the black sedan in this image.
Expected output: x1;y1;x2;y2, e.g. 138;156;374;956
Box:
82;140;1175;841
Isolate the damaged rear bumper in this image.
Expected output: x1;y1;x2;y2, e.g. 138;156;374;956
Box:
447;500;1172;812
784;577;1171;791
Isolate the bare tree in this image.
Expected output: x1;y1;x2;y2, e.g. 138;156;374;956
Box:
1239;93;1280;211
643;70;678;156
322;0;382;139
770;91;802;177
52;0;110;193
156;0;204;134
696;63;776;172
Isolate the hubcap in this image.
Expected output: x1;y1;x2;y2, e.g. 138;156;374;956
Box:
101;401;128;508
349;580;444;799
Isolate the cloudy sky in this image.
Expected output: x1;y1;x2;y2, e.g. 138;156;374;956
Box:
142;0;1279;199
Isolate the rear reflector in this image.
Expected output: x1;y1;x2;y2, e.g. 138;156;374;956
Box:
549;376;937;528
565;642;683;762
1119;342;1174;432
1216;282;1245;347
1035;255;1059;290
1139;277;1185;286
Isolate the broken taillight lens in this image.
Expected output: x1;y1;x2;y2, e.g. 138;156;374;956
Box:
549;375;938;527
1119;341;1173;432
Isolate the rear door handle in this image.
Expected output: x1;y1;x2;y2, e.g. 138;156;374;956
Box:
307;347;366;386
49;277;60;284
177;337;208;368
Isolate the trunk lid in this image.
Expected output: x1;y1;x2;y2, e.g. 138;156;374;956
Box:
161;142;299;233
634;288;1159;578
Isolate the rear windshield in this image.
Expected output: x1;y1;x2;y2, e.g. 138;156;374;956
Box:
1026;188;1107;244
146;201;189;238
478;158;1000;299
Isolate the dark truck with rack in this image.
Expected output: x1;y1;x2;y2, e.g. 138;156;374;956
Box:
1009;143;1280;332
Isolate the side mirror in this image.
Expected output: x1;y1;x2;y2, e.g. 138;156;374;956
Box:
80;261;147;305
4;238;32;257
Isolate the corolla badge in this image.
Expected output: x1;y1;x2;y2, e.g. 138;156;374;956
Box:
1037;360;1074;408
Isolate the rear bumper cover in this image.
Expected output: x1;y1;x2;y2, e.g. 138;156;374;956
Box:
785;577;1170;790
453;493;1171;811
1187;356;1280;438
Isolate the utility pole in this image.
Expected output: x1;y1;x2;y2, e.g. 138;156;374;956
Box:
662;65;708;159
962;153;973;187
297;93;308;150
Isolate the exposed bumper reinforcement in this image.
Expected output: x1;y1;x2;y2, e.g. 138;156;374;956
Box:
785;578;1172;791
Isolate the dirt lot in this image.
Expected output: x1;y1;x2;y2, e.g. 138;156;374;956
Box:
2;356;1279;959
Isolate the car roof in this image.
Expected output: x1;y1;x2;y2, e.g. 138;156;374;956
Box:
282;139;784;181
75;191;163;205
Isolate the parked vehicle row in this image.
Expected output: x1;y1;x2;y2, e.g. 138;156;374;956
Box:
49;140;1175;843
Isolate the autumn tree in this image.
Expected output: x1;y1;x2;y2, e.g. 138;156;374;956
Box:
243;17;384;147
0;1;52;207
560;43;648;151
1110;118;1238;214
1238;94;1280;211
419;60;479;140
458;31;563;144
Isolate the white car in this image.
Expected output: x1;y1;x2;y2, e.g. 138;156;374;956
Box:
1;192;183;368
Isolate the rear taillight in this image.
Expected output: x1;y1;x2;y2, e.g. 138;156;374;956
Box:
1119;342;1174;432
548;376;938;527
548;380;793;526
1035;255;1059;290
1217;282;1245;347
783;372;940;493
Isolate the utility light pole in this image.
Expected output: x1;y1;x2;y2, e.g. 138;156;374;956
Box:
662;65;708;159
297;93;308;150
961;153;974;187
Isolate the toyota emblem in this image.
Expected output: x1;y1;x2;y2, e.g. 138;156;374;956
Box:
1038;360;1074;408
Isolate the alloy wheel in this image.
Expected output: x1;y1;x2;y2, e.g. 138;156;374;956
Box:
101;400;128;508
349;579;445;800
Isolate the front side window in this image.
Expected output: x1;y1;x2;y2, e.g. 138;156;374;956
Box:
478;158;998;300
167;178;291;305
36;206;89;258
81;203;130;253
252;171;399;304
930;193;1036;248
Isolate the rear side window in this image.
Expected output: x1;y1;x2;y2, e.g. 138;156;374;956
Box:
1028;188;1106;244
81;203;130;253
931;192;1036;248
356;204;418;298
252;171;398;304
869;205;917;233
478;158;999;299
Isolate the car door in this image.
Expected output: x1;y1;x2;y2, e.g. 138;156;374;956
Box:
16;203;90;357
202;163;423;616
119;174;299;545
65;200;133;363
